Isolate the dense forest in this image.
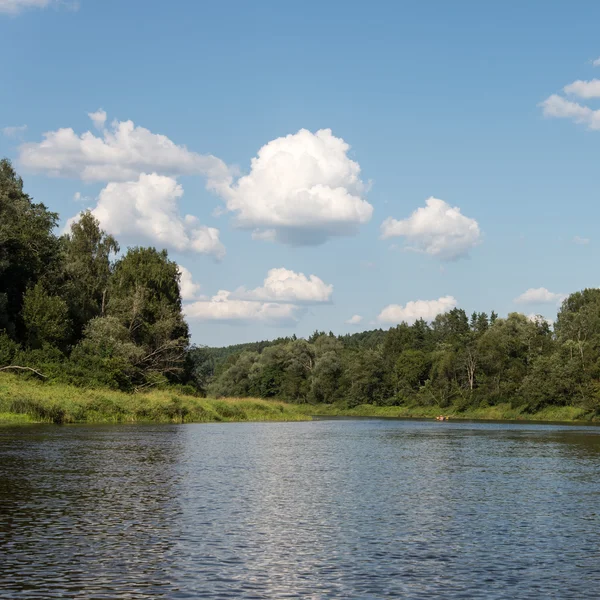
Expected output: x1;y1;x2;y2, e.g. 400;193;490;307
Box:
1;158;600;415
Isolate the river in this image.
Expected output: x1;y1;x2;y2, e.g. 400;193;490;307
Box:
0;419;599;598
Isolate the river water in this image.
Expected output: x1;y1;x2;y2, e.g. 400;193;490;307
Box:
0;419;599;599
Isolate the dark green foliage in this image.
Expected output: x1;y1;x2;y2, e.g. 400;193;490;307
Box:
22;283;70;349
0;161;191;392
0;159;61;339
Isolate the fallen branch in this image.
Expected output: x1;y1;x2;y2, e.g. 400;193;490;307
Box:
0;365;47;379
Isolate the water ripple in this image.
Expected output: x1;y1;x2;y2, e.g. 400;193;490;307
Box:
0;420;599;598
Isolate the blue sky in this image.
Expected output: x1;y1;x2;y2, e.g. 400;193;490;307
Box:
2;0;600;346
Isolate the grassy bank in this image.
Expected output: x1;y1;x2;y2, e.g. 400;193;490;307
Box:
0;374;597;425
294;402;596;423
0;374;309;424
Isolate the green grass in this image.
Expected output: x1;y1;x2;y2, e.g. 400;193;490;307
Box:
0;374;310;424
293;402;595;423
0;373;597;425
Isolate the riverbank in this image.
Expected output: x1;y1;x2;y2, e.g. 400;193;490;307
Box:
295;402;595;423
0;374;597;425
0;374;309;424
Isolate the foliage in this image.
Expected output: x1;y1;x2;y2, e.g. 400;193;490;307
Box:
0;161;190;392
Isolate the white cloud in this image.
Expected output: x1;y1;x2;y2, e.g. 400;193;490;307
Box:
183;267;333;326
540;94;600;130
377;296;457;324
594;57;600;67
0;0;48;13
184;291;303;326
88;109;107;130
564;79;600;98
573;235;590;245
20;117;375;247
346;314;363;325
381;197;481;260
2;125;27;138
67;173;225;259
514;287;565;305
233;267;332;304
0;0;77;14
18;111;231;185
218;128;373;245
178;265;201;301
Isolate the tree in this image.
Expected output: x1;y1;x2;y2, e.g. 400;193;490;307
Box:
346;349;392;407
394;349;429;394
107;247;189;383
63;211;119;337
69;316;144;389
0;159;61;341
309;351;344;404
22;283;70;349
184;346;215;395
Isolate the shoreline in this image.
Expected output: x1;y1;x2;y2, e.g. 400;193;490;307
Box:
1;374;598;426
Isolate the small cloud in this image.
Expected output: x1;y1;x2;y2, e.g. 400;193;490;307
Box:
359;260;375;269
381;197;482;261
88;109;107;130
573;235;590;245
0;0;77;15
594;57;600;67
184;290;304;327
2;125;27;139
563;79;600;99
233;267;333;304
345;314;363;325
514;287;566;305
377;295;457;325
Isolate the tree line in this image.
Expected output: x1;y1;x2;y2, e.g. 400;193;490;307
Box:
205;299;600;414
2;158;600;414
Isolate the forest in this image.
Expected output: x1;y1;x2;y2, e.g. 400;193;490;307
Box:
2;158;600;416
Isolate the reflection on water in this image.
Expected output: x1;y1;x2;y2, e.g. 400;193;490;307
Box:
0;420;599;598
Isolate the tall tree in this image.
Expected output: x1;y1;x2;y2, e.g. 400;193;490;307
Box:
63;211;119;337
107;247;189;383
0;159;61;341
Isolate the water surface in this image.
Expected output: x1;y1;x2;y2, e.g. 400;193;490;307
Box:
1;419;599;598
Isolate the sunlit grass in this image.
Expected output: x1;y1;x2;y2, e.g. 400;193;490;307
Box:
0;374;310;424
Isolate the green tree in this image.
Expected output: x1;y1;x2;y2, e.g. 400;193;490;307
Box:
394;349;429;395
69;316;144;389
346;349;392;407
22;283;70;349
63;211;119;337
309;351;344;403
107;247;189;383
0;159;61;341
